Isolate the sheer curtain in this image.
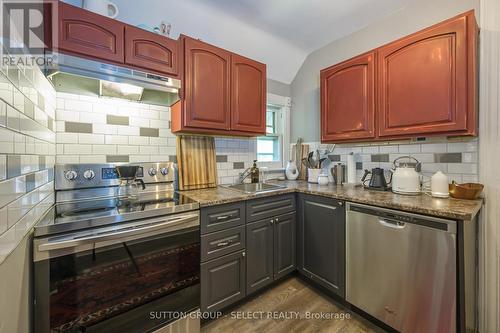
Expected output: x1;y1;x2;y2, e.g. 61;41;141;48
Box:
478;0;500;331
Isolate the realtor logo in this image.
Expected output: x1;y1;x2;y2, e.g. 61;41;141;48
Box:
1;0;57;67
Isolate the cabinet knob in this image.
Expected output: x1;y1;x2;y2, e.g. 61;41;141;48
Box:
242;252;246;257
338;202;343;206
270;219;274;224
275;218;279;222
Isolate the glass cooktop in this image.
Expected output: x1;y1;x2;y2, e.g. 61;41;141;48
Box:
35;191;199;237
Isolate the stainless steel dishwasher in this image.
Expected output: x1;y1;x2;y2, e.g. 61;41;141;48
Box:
346;203;457;333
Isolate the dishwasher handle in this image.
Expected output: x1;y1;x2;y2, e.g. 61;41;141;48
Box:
378;219;406;229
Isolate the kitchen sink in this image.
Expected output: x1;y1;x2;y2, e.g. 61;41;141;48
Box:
224;182;286;194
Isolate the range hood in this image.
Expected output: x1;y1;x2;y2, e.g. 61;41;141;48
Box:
46;53;181;106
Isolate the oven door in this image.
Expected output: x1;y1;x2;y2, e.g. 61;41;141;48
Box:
34;212;200;333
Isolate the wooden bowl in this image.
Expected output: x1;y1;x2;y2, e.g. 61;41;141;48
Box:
449;182;484;200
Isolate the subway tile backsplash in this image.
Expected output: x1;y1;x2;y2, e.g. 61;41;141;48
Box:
303;138;479;184
55;93;176;164
0;52;56;262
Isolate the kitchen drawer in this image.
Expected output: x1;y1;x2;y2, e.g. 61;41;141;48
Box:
246;194;296;222
201;225;245;262
201;202;246;234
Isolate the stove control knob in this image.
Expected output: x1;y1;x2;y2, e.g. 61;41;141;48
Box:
64;170;78;181
148;168;157;176
83;170;95;180
160;167;169;176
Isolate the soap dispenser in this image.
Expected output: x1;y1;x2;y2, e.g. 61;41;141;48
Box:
250;160;259;183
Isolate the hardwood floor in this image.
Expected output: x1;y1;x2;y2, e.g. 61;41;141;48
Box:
201;277;386;333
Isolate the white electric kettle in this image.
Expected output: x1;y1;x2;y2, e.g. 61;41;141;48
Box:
83;0;119;18
391;156;421;195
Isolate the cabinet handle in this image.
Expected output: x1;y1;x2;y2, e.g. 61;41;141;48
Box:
216;241;231;247
338;202;343;206
216;215;231;220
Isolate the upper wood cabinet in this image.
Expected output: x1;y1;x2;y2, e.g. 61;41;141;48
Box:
124;26;179;76
182;37;231;131
231;54;266;134
378;11;477;138
320;52;375;142
55;3;180;77
172;35;267;136
320;10;478;143
57;2;124;63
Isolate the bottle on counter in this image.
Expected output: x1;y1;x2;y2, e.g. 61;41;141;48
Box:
250;160;260;183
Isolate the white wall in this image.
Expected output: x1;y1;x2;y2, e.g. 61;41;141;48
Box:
290;0;479;142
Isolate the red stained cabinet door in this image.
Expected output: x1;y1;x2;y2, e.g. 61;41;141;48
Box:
231;54;266;134
320;52;376;142
125;26;178;76
378;12;477;137
183;37;231;130
57;2;124;63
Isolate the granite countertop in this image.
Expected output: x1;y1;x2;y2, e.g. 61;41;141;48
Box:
182;180;483;221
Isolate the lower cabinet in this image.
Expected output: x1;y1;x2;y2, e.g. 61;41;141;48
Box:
246;212;296;295
201;250;246;313
246;219;274;294
297;194;345;297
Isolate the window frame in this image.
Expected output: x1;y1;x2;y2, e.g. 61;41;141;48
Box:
256;93;291;169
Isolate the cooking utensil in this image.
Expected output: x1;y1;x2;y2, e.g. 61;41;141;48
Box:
295;138;303;174
391;156;421;195
331;163;345;185
449;182;484;200
115;165;140;179
361;168;392;191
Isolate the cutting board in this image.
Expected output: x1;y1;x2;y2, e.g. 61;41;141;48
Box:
291;144;309;180
176;136;217;190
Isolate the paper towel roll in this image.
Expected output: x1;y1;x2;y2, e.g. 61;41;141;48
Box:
347;153;356;184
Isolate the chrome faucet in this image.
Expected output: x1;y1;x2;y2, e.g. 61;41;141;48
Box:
239;168;252;183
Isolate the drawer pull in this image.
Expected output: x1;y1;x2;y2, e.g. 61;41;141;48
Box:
216;241;232;247
216;215;231;221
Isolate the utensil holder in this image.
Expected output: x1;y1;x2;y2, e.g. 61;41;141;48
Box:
307;168;321;183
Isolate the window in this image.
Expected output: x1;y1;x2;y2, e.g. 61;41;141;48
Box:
257;102;288;165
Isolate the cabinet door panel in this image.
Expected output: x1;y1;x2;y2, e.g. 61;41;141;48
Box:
184;37;231;130
58;3;124;62
201;250;246;313
378;15;470;137
274;212;296;280
246;219;274;295
231;54;266;134
298;194;345;297
320;52;375;142
125;26;178;76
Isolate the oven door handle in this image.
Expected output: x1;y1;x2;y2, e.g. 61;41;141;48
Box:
37;213;199;252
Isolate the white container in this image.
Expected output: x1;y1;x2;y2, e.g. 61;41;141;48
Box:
83;0;119;18
318;174;329;186
307;168;321;184
347;153;356;184
285;161;299;180
431;171;449;198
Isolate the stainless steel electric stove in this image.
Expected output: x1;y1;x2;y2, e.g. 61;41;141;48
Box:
33;162;201;333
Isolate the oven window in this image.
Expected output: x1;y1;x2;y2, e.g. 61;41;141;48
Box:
47;229;200;332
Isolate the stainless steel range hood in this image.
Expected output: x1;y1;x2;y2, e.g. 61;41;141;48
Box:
46;53;180;106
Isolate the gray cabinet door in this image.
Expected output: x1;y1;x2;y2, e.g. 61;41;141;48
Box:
274;212;296;280
246;219;274;295
297;194;345;297
201;250;246;313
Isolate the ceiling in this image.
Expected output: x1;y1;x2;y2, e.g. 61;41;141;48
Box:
203;0;409;53
107;0;409;83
